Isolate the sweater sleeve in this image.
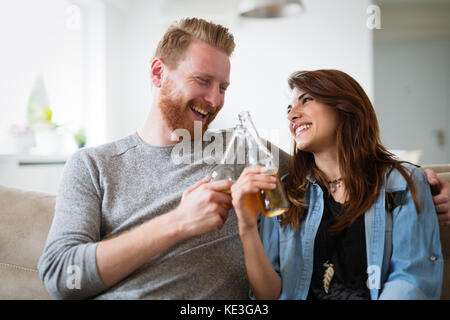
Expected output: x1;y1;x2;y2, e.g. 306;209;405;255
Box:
37;150;108;299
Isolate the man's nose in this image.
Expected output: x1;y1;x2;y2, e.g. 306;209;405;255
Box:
204;85;223;109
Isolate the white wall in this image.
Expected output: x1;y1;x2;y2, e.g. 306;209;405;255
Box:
373;2;450;164
374;38;450;164
0;0;107;152
0;0;84;146
103;0;373;154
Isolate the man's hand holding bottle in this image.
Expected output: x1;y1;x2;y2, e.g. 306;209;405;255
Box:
172;176;234;238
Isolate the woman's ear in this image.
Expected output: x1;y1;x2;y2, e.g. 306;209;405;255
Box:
150;58;165;88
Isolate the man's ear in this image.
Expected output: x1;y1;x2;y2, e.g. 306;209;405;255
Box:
150;58;165;88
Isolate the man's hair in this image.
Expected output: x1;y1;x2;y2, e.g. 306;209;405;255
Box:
154;17;235;69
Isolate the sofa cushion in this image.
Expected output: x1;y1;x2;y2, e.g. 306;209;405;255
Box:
0;185;55;299
0;263;51;299
421;164;450;183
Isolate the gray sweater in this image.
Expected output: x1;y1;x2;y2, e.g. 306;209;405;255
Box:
37;131;290;299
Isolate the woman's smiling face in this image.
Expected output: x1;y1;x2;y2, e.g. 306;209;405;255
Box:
287;87;339;154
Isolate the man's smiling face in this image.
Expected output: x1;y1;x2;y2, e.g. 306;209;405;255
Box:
158;39;231;136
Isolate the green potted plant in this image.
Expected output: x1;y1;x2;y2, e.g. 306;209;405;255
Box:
74;129;86;149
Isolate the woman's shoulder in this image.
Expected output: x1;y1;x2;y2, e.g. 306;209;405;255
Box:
385;162;426;192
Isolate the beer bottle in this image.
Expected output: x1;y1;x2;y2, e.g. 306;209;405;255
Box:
238;111;290;217
209;123;246;195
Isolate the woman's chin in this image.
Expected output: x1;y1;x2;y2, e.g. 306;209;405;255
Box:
294;138;310;150
295;144;313;153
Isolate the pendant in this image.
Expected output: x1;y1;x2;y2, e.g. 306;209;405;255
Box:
322;261;334;294
330;184;337;193
328;178;342;193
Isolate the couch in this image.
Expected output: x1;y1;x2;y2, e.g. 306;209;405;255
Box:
1;164;449;300
0;186;53;299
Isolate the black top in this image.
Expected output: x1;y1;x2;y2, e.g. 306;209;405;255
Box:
307;192;370;300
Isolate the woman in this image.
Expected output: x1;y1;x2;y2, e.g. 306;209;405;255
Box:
231;69;443;300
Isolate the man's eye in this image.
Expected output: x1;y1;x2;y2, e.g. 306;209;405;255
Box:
303;97;313;103
197;77;209;85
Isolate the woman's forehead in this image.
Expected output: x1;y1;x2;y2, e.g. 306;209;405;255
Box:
291;87;306;100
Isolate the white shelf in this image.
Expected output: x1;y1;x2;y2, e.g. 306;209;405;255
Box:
0;153;69;165
0;152;72;194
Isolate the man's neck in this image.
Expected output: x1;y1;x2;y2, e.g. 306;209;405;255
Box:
138;105;179;147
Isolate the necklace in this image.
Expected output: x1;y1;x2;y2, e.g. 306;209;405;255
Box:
327;177;342;193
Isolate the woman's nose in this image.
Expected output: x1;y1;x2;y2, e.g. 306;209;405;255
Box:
288;106;301;122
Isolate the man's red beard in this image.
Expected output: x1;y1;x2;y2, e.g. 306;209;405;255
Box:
158;78;219;138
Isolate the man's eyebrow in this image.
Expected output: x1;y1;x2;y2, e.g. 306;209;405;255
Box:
192;72;209;79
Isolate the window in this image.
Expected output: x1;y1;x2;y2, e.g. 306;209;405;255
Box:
0;0;106;153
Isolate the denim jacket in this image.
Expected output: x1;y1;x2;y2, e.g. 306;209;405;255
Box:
256;163;443;300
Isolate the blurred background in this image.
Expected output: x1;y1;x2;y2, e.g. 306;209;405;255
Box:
0;0;449;193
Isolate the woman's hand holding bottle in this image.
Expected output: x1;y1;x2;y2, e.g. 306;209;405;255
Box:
231;166;277;235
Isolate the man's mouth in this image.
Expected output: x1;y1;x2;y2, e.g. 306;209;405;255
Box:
190;105;211;121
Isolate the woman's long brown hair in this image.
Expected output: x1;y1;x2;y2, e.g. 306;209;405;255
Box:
282;69;421;233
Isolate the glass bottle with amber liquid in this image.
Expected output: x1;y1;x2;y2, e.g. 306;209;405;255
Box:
238;111;290;217
209;123;247;196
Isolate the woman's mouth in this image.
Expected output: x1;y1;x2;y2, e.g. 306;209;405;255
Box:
294;123;312;137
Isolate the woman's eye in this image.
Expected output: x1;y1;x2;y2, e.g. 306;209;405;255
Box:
303;97;313;104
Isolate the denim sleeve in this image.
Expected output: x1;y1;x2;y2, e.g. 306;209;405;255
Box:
379;167;443;300
249;216;281;300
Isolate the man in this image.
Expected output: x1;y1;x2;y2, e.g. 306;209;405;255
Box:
38;17;266;300
38;18;450;300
